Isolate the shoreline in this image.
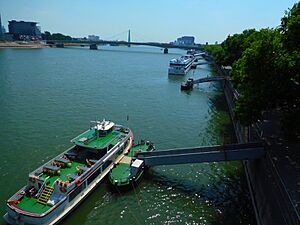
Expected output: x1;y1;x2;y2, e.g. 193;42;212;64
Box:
0;41;48;49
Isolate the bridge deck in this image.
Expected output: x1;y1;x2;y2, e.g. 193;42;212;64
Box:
46;40;203;50
137;142;265;166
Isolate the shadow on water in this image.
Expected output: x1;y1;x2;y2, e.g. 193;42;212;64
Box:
145;165;255;225
142;88;256;225
207;91;237;144
167;74;186;83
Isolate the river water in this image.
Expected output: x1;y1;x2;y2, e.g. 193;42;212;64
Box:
0;46;255;225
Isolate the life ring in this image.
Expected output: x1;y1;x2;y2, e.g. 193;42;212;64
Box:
75;179;81;187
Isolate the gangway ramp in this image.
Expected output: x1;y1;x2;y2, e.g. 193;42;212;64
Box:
137;142;265;166
192;76;226;84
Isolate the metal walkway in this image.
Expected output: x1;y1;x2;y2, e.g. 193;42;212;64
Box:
137;142;265;166
192;76;227;84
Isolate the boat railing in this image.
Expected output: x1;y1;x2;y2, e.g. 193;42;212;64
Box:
63;132;131;183
119;178;130;184
74;140;124;182
110;176;130;184
30;146;75;177
35;176;49;198
7;186;26;202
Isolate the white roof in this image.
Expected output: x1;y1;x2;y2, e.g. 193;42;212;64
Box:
95;119;115;131
132;159;144;168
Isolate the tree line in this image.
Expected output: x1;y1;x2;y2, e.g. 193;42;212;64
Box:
41;31;72;41
204;2;300;140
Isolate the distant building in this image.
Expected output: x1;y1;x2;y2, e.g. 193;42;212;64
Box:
88;35;100;41
176;36;195;45
8;20;41;40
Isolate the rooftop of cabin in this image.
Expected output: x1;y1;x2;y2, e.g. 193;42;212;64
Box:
71;120;126;150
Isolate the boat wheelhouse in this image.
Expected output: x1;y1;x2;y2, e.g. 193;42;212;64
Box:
168;55;194;75
4;119;133;225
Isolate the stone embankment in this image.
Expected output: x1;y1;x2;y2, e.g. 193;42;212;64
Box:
214;60;299;225
0;41;48;48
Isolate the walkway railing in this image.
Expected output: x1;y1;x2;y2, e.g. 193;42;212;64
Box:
137;142;264;166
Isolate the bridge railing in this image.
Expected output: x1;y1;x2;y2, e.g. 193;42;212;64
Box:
137;142;265;166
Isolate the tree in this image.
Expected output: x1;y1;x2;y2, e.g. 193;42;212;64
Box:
41;31;51;40
41;31;72;40
51;33;72;40
232;29;283;124
221;29;257;66
279;2;300;138
280;2;300;51
204;2;300;138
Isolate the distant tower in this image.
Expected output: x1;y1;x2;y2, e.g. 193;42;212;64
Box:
0;13;3;36
127;29;131;47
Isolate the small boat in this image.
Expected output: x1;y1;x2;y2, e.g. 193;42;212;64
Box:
109;140;155;191
181;78;194;91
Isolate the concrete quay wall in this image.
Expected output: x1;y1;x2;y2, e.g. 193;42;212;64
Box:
217;65;299;225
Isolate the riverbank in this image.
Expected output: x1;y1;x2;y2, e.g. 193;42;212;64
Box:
0;41;48;48
212;61;300;225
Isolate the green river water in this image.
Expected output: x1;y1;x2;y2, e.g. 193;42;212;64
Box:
0;46;255;225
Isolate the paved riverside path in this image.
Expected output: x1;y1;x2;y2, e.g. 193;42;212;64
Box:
258;111;300;223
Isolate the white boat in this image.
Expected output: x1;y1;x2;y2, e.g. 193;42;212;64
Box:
4;119;133;225
187;49;202;58
168;55;194;75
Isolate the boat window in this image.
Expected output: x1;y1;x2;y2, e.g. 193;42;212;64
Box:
98;127;113;137
87;169;101;185
102;160;112;171
69;183;84;202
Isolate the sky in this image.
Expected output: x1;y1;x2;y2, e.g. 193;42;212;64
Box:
0;0;298;43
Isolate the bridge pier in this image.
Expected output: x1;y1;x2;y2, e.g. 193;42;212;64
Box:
163;48;168;54
55;43;64;48
90;44;98;50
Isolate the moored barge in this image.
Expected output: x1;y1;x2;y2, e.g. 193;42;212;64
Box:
109;140;155;191
168;55;194;75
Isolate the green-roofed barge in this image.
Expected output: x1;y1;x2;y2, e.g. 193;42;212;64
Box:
4;119;133;225
109;140;155;192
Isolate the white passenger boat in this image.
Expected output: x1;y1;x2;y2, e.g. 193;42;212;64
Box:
4;119;133;225
186;49;202;58
168;55;194;75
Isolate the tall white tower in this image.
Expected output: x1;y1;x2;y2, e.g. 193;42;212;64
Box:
0;13;3;36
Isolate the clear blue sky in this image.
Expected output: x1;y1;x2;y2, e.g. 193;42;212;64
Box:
0;0;297;43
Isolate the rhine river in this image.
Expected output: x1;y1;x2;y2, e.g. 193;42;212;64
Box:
0;46;255;225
